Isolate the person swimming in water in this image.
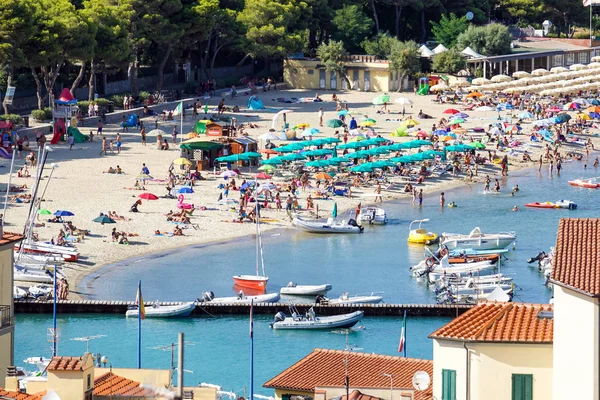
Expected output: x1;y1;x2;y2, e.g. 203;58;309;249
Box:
511;184;519;196
512;206;519;211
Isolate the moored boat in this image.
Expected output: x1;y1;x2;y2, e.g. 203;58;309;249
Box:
525;200;576;209
125;302;195;318
293;216;363;234
14;287;27;299
323;292;383;305
28;285;53;298
280;282;332;296
440;227;516;250
16;241;79;262
199;291;280;304
233;206;269;291
407;219;439;244
14;267;52;284
568;178;599;188
357;206;388;225
270;307;364;330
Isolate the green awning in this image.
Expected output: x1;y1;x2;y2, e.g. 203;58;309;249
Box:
180;142;224;151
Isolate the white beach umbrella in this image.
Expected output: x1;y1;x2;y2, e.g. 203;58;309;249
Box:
531;68;550;76
394;97;413;105
471;77;491;85
491;74;512;83
592;56;600;62
475;106;494;112
512;71;530;78
550;66;569;73
450;80;471;88
570;64;587;71
430;84;449;92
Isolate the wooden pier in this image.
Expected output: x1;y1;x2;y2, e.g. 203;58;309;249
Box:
14;300;472;317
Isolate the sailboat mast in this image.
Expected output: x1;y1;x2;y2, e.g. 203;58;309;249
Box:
255;203;259;277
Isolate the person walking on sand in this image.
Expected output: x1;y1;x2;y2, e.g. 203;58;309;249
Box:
97;119;103;136
99;137;107;156
375;182;382;202
172;126;178;143
121;115;128;133
116;133;122;154
318;108;324;127
67;134;74;150
140;125;146;146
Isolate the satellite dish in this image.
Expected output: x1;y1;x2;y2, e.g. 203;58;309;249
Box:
466;11;474;20
412;371;431;391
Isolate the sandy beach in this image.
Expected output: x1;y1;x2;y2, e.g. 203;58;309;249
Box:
2;88;597;299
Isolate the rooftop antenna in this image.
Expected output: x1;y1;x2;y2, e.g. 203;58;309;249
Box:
149;340;195;382
70;335;106;353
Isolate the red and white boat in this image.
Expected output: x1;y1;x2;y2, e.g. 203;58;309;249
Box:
233;207;268;291
525;200;577;210
525;202;558;209
15;241;79;262
568;179;599;188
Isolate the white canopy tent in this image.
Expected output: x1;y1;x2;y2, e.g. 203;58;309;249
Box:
419;45;435;58
433;44;448;54
461;47;484;59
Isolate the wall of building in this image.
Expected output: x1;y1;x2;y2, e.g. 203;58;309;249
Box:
553;285;600;400
95;367;171;388
47;370;88;400
317;386;415;400
0;333;12;387
433;339;466;400
469;342;553;400
0;241;16;387
273;388;313;400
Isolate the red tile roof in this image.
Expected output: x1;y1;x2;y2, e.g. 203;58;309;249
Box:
429;302;553;343
94;372;159;397
549;218;600;296
264;348;432;396
0;388;42;400
1;231;24;246
47;356;84;371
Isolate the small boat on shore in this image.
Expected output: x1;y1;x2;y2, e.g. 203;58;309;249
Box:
525;200;577;209
280;282;332;296
357;206;388;225
14;287;27;299
14;267;52;284
125;302;195;318
16;241;79;262
568;178;599;188
199;291;280;304
28;285;53;298
323;292;383;305
270;306;364;330
440;227;516;250
407;219;439;244
292;216;363;234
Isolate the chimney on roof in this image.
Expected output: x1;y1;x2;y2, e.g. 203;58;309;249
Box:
5;367;18;392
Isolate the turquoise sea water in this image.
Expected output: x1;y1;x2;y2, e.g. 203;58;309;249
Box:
15;160;600;393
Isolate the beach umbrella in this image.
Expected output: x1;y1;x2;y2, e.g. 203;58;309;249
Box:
452;127;468;135
312;149;334;156
220;170;238;178
276;144;304;153
443;108;460;115
512;71;530;78
394;97;413;105
173;157;193;166
242;152;262;158
306;160;330;168
258;165;276;172
449;117;465;124
589;112;600;119
555;113;571;123
496;103;514;111
256;172;272;179
302;128;320;137
450;80;471;88
413;140;433;146
138;192;159;200
314;172;333;180
475;106;494;112
491;74;512;83
445;144;471;152
545;106;561;112
550;66;569;73
577;113;592;120
429;84;449;92
293;123;310;129
369;137;388;144
321;137;342;144
193;121;207;134
332;202;338;218
328;157;349;164
372;160;397;168
399;119;420;128
93;215;116;224
326;119;344;128
177;186;194;194
588;99;600;106
468;142;486;149
338;142;365;150
345;151;369;159
401;141;423;149
587;106;600;113
338;110;349;116
54;210;74;217
350;164;375;173
258;132;282;141
531;68;550;76
216;154;251;162
564;102;581;110
391;127;408;137
466;92;482;98
372;94;390;105
389;155;413;163
148;129;167;136
281;153;306;161
38;209;52;215
359;121;376;127
260;158;284;166
518;111;534;119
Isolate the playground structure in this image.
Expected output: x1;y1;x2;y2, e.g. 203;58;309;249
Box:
0;120;14;158
52;88;79;143
417;75;444;95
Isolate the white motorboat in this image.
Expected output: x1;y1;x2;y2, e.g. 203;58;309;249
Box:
14;267;53;284
411;255;495;277
432;274;513;289
28;285;53;298
280;282;332;296
437;280;513;296
14;287;28;299
199;291;280;304
325;292;383;305
270;307;364;330
292;216;363;234
440;227;516;250
15;252;66;264
357;206;388;225
125;302;195;318
16;241;79;262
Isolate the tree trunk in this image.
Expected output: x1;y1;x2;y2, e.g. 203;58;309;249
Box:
30;66;47;110
370;0;380;33
398;73;404;92
70;62;86;96
42;63;62;107
128;58;139;96
395;5;403;38
201;34;213;80
88;61;96;101
156;45;173;91
420;8;427;44
3;66;13;114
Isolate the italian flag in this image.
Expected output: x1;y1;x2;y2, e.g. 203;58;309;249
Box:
174;101;183;115
136;282;146;320
398;312;406;354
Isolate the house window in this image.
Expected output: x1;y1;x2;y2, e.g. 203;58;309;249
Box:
87;374;91;389
579;52;588;63
566;53;575;65
512;374;533;400
553;55;563;66
442;369;456;400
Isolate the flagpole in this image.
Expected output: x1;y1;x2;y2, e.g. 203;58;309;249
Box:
403;310;407;358
250;299;254;400
138;280;142;369
180;101;184;144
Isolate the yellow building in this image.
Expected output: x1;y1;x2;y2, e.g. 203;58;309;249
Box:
283;56;412;92
0;232;25;387
264;348;433;400
430;302;554;400
548;218;600;400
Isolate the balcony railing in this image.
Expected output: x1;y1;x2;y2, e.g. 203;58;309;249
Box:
0;305;13;329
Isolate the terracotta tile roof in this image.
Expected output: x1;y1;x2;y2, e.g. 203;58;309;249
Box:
429;302;553;343
549;218;600;296
0;388;42;400
264;348;432;396
47;356;84;371
0;231;24;246
94;372;158;397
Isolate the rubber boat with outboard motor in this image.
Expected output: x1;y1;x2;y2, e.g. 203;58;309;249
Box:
293;216;363;233
198;291;280;304
125;302;195;318
357;206;388;225
270;306;364;330
407;219;438;244
280;282;332;296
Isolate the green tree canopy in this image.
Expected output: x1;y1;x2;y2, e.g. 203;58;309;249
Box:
316;40;352;87
388;40;421;90
331;5;374;53
430;13;468;48
432;48;467;73
456;23;512;56
361;32;396;58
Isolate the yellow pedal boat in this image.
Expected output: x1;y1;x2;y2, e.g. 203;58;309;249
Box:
407;219;439;244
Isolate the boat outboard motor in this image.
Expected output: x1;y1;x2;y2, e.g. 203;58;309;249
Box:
270;311;286;328
527;251;546;264
201;291;215;302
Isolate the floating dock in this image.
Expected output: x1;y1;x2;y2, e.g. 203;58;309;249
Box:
14;300;473;317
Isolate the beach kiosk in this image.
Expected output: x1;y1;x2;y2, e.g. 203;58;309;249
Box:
230;136;259;166
180;136;224;171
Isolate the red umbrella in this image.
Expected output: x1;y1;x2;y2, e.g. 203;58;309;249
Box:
443;109;460;115
416;131;428;138
256;172;272;179
258;149;278;154
138;192;159;200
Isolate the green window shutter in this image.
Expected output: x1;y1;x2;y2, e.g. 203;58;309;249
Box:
442;369;457;400
512;374;533;400
524;375;533;400
450;370;456;400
